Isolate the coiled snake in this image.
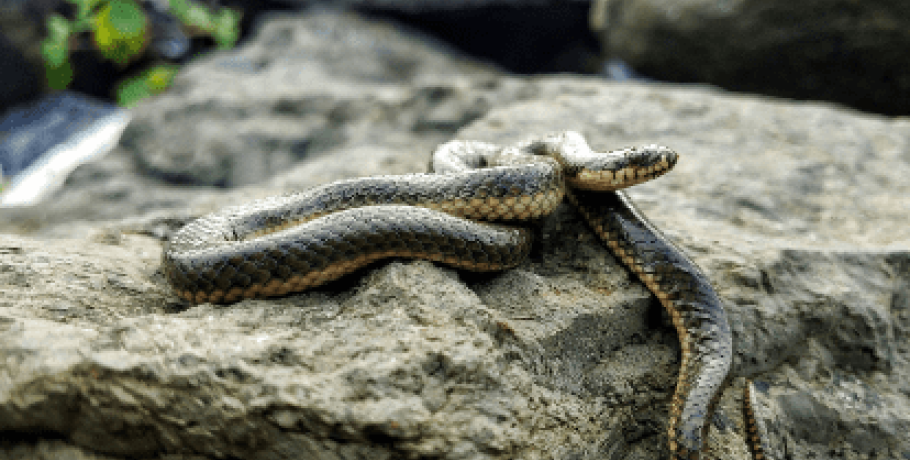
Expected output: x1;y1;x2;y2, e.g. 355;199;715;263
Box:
163;131;766;459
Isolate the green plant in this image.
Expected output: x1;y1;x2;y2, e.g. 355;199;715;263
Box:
40;0;241;106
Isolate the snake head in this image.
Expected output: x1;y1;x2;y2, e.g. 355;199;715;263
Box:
569;143;679;191
529;131;678;191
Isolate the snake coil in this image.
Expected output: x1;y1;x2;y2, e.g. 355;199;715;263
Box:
164;131;760;459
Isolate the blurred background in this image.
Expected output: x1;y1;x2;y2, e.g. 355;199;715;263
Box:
0;0;907;208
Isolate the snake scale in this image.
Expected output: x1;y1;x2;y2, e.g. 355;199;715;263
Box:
163;131;766;459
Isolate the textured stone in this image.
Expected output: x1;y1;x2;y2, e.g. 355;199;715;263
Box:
591;0;910;115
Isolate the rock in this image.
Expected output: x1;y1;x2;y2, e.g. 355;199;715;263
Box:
1;9;909;460
590;0;910;116
120;9;511;188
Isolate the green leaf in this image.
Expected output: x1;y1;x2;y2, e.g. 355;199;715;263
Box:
93;0;149;65
44;60;74;90
117;64;178;107
117;74;152;107
41;36;69;68
145;64;179;91
46;14;71;41
213;8;241;49
105;0;147;38
168;0;190;18
185;4;214;31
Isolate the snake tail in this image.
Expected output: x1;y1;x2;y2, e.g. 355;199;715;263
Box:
568;188;733;460
744;380;773;460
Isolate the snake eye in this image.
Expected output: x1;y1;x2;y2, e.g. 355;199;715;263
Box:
628;146;679;173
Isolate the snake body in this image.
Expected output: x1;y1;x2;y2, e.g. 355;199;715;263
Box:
163;132;746;459
569;187;733;459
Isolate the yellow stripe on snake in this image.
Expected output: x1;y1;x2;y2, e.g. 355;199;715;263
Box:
163;131;768;459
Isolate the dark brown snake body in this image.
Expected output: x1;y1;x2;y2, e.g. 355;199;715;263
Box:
164;131;763;459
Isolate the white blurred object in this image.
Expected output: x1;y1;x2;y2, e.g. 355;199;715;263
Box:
602;58;644;81
0;92;131;207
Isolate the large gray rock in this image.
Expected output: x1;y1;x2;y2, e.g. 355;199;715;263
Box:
1;9;909;460
591;0;910;116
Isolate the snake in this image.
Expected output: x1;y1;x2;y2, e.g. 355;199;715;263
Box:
163;131;764;459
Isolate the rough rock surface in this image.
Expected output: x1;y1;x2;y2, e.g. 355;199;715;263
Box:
591;0;910;116
2;9;910;460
